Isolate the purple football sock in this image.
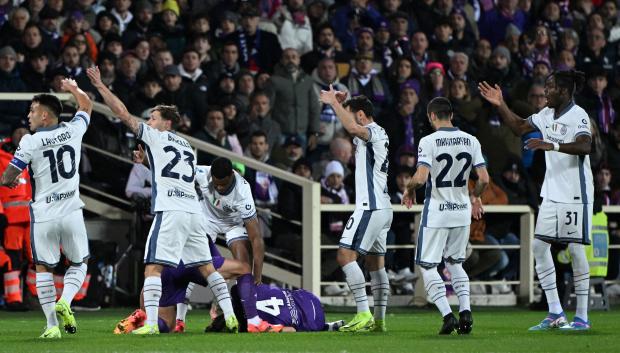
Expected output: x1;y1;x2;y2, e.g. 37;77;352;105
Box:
237;273;259;319
158;317;170;333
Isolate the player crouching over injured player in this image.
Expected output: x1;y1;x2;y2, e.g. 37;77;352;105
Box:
114;240;285;333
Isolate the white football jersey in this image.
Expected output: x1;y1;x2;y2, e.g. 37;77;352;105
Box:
138;123;201;213
11;111;89;222
417;127;485;228
353;122;391;210
195;165;257;229
527;102;594;204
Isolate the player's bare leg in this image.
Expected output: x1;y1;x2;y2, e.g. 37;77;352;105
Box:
366;255;388;332
198;263;238;333
35;264;61;338
337;248;373;332
132;264;164;335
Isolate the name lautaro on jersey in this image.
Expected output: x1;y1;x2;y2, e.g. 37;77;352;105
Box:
435;136;471;147
41;131;72;147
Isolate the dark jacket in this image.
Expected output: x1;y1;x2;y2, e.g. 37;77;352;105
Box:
225;30;282;74
266;64;320;136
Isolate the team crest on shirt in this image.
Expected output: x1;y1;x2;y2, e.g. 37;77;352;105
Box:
551;122;567;135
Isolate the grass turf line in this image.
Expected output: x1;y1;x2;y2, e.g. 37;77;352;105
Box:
0;308;618;352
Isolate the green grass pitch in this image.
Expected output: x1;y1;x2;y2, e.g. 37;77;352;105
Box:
0;307;619;352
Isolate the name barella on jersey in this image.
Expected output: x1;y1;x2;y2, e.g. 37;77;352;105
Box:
138;123;201;213
353;122;391;210
417;127;485;228
11;111;90;222
527;102;594;204
195;165;257;228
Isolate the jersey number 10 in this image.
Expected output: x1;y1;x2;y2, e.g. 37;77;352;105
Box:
43;146;76;183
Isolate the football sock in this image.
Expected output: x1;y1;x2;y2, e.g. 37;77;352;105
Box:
237;273;261;325
176;282;195;321
533;239;563;314
36;272;59;328
207;272;235;319
157;317;169;333
420;266;452;317
369;268;389;320
342;261;369;313
569;243;589;322
143;276;162;326
445;262;471;313
61;263;88;305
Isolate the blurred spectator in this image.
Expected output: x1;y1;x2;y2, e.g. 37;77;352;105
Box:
235;70;255;113
320;160;352;205
267;47;320;150
125;163;152;200
312;136;353;181
112;51;141;105
61;11;99;60
344;52;391;116
423;61;446;99
409;31;434;77
152;0;186;58
450;8;476;56
205;42;241;86
469;38;491;80
496;155;538;209
122;0;154;47
0;8;30;49
101;32;124;58
605;120;620;189
578;66;616;134
237;90;282;152
21;48;49;92
178;47;209;95
244;130;279;208
278;157;313;222
38;7;62;56
274;0;313;55
92;11;120;44
0;46;28;136
300;23;350;74
310;57;348;161
227;6;282;74
111;0;134;34
149;48;174;82
577;28;614;73
128;74;161;116
193;106;243;165
272;135;305;171
478;0;527;47
330;0;383;52
596;165;620;205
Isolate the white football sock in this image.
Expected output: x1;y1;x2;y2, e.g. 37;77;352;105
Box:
143;276;162;326
569;243;589;322
342;261;369;313
445;262;470;313
36;272;59;328
207;272;234;319
420;266;452;317
61;263;87;305
370;268;389;320
533;239;563;314
176;282;195;321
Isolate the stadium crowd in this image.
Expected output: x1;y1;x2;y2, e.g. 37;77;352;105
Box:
1;0;620;300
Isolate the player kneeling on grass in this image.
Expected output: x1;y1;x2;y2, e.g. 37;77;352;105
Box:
114;240;283;334
206;284;345;333
403;97;489;335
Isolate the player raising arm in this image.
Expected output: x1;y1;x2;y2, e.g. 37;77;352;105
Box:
402;97;488;335
320;86;393;332
1;81;93;339
479;71;593;331
87;66;239;335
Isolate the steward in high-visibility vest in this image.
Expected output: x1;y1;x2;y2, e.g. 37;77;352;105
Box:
586;212;609;277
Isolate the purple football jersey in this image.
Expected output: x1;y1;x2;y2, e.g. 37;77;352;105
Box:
255;284;325;331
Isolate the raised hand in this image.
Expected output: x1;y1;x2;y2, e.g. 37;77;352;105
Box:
478;81;504;107
60;78;78;92
319;84;338;105
401;189;415;209
335;90;348;103
86;66;104;88
133;144;145;164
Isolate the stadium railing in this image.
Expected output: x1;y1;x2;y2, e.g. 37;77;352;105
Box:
2;93;619;304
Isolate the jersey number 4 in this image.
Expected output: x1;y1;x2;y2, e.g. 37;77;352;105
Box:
161;146;195;182
257;297;284;316
43;146;76;183
435;152;471;188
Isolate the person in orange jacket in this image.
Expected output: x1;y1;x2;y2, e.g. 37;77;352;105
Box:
0;120;32;311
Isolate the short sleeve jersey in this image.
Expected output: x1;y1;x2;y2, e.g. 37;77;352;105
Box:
254;284;324;331
417;127;485;228
137;123;201;213
195;165;257;228
353;122;391;210
11;111;90;222
527;103;594;204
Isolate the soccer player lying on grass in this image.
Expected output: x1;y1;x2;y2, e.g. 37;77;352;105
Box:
205;284;345;333
114;240;283;334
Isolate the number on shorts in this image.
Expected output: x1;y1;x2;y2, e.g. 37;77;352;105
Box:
43;146;76;183
161;145;195;182
435;152;472;188
256;297;284;316
565;211;578;226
